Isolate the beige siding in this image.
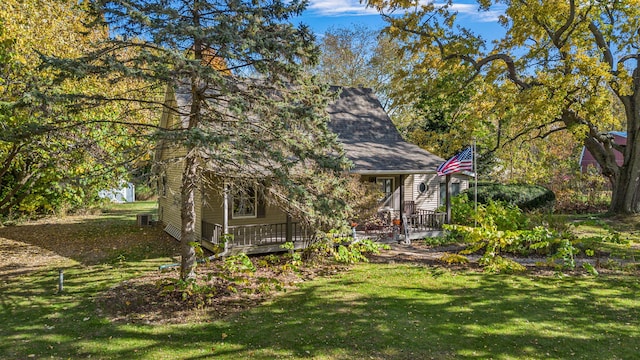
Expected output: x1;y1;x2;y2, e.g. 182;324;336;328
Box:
158;158;184;235
455;175;470;192
404;175;414;203
203;197;288;226
157;90;200;238
157;156;205;238
201;178;289;227
411;173;440;211
403;173;472;211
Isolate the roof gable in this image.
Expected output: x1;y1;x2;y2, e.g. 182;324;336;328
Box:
327;87;444;174
161;84;445;175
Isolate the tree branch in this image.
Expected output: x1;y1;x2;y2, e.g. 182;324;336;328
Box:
589;21;615;70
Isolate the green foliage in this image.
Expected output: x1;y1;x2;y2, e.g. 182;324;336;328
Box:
449;194;529;231
280;241;303;270
0;0;151;217
222;253;256;275
421;236;457;247
134;183;155;201
333;239;388;264
439;252;469;265
551;239;577;270
308;231;389;264
480;255;527;274
583;262;599;276
366;0;640;213
464;183;556;211
444;198;595;273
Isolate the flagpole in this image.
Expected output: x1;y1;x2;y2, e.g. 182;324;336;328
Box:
437;146;474;226
473;140;478;228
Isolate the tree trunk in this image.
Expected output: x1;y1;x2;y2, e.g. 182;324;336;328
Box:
180;151;199;281
566;105;640;214
609;127;640;214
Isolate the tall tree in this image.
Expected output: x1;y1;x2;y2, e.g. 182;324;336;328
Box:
44;0;350;280
0;0;145;216
366;0;640;213
315;25;404;113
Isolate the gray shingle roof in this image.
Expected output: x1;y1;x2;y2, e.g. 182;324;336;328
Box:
327;87;444;175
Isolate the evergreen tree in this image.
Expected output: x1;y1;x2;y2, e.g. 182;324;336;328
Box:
43;0;350;280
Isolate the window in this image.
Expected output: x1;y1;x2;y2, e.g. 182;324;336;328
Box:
376;177;395;208
232;186;257;219
439;182;461;206
159;173;167;197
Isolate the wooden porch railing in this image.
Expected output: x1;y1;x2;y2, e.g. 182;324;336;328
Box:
359;208;445;234
201;221;223;244
403;210;446;231
201;221;312;247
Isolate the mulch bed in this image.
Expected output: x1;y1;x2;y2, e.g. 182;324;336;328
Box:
94;256;349;325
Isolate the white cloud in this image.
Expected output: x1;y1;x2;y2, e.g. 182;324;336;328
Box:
307;1;504;22
447;3;505;23
307;0;380;17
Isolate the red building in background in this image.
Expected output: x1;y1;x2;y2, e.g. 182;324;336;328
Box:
579;131;626;172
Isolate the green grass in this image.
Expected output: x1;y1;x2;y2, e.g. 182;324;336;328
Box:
2;207;640;359
2;265;640;359
560;214;640;262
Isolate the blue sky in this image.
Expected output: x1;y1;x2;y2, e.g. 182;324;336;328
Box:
295;0;506;42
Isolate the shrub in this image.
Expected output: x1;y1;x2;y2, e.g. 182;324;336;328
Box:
439;253;469;265
448;195;529;231
462;183;556;211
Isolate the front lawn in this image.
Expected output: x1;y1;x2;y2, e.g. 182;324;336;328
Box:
1;204;639;359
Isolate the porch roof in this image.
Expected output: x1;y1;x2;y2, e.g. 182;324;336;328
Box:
327;87;444;175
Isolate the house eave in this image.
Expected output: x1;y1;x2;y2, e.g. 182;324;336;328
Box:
351;169;438;176
351;169;475;177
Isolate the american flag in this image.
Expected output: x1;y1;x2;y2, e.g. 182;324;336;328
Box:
437;146;473;176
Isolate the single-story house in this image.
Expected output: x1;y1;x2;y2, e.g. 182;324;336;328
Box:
155;85;469;253
579;131;626;172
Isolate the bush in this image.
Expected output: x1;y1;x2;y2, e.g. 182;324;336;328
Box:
449;195;529;231
462;183;555;211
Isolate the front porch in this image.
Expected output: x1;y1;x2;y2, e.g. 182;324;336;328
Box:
201;220;313;255
356;208;446;243
199;207;445;254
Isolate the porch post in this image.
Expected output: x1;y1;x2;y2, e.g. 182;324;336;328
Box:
445;174;451;224
222;183;230;253
223;184;229;235
286;214;293;243
399;175;404;216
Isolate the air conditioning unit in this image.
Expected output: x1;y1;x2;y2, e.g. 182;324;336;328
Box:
137;213;152;226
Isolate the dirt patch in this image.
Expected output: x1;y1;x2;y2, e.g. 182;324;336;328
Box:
0;237;71;279
0;214;180;280
95;257;348;325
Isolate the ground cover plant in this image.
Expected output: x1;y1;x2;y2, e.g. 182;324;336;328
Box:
439;195;640;274
1;202;640;359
